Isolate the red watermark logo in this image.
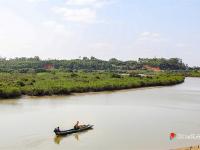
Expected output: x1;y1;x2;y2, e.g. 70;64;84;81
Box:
169;132;200;140
170;132;176;140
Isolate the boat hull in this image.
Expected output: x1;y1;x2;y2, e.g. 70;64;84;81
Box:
54;125;94;136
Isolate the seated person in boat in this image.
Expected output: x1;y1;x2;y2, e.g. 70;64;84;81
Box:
74;121;80;129
54;127;60;132
74;121;86;130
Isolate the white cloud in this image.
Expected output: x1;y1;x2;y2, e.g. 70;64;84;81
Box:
138;32;161;41
126;32;170;58
0;8;36;56
66;0;98;5
26;0;47;3
0;7;78;59
53;7;96;23
176;43;186;48
90;42;113;50
42;20;70;35
53;0;114;23
66;0;113;8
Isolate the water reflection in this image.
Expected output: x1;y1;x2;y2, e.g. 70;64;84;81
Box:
74;134;79;141
54;129;93;144
54;134;80;144
54;136;62;144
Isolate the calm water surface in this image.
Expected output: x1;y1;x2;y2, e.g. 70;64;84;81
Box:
0;78;200;150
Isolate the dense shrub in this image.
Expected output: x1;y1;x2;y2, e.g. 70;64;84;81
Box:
71;73;78;77
16;81;25;87
111;73;121;78
0;72;185;99
0;87;21;98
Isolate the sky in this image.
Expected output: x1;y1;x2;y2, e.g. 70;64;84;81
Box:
0;0;200;66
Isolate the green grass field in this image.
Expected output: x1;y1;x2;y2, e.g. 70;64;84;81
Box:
0;71;185;99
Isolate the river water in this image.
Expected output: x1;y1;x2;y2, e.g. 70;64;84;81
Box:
0;78;200;150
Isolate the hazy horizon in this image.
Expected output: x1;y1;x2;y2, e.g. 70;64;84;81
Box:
0;0;200;66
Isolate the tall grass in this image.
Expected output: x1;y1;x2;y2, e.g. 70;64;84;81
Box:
0;72;185;99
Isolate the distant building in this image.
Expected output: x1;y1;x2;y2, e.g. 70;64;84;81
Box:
43;64;54;70
138;74;154;78
120;73;130;76
143;65;161;72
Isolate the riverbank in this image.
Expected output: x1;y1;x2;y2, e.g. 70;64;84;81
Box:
0;72;185;99
186;71;200;77
174;145;200;150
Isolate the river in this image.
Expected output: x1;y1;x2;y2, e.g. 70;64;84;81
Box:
0;78;200;150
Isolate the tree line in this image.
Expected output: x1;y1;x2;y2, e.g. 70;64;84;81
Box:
0;56;188;73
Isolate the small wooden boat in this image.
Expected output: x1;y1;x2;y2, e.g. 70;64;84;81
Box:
54;124;94;136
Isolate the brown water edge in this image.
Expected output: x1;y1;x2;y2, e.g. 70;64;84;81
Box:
173;145;200;150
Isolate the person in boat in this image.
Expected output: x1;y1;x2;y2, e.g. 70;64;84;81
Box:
74;121;80;130
74;121;87;130
55;127;60;132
